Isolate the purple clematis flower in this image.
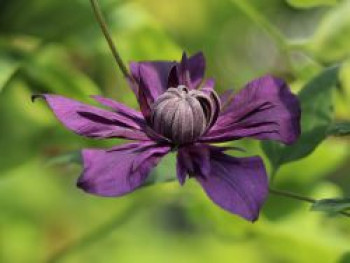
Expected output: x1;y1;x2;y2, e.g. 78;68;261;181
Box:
35;52;300;222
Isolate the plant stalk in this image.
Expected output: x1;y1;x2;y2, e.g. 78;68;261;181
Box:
269;188;350;217
89;0;131;80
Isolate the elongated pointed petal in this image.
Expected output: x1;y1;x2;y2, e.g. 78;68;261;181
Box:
202;75;301;144
91;95;145;129
78;142;171;197
187;52;205;88
91;95;144;119
38;94;150;140
168;52;206;90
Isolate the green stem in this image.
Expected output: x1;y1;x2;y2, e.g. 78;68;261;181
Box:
269;188;314;203
269;188;350;217
89;0;131;80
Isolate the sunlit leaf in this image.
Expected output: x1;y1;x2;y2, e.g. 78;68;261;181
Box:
286;0;338;9
311;198;350;213
262;66;339;171
327;121;350;136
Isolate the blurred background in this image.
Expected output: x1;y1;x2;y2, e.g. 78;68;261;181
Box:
1;0;350;262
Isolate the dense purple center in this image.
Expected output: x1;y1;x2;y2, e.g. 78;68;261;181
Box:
150;85;219;145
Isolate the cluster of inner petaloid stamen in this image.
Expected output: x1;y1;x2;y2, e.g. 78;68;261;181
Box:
150;85;220;145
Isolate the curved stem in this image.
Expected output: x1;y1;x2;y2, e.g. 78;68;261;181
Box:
89;0;131;80
269;187;314;203
269;187;350;217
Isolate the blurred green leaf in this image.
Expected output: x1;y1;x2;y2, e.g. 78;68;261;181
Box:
327;121;350;136
286;0;338;9
262;66;339;172
21;45;101;97
0;55;19;92
143;152;177;187
311;198;350;213
111;3;181;60
46;151;82;167
0;0;119;41
310;0;350;62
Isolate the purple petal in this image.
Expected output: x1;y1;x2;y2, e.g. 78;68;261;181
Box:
78;142;171;197
167;65;179;88
177;145;268;221
91;95;145;129
200;78;215;94
130;60;176;102
137;76;153;122
197;149;268;222
187;52;206;88
40;94;150;140
91;95;143;119
202;75;301;144
168;52;206;89
219;89;235;107
178;52;192;88
176;152;187;186
176;144;211;185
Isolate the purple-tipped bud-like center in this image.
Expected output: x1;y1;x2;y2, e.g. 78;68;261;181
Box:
150;85;221;145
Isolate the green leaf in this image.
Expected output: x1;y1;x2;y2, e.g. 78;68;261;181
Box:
286;0;338;9
309;0;350;62
311;198;350;213
262;66;339;171
327;121;350;136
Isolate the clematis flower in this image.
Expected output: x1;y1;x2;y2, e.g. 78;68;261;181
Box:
35;52;300;222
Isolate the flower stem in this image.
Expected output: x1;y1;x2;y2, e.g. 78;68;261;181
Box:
89;0;131;80
269;187;350;217
269;187;314;203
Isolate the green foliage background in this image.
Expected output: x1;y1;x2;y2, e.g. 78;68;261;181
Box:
1;0;350;262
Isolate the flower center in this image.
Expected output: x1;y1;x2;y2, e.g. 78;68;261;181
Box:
150;85;220;145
